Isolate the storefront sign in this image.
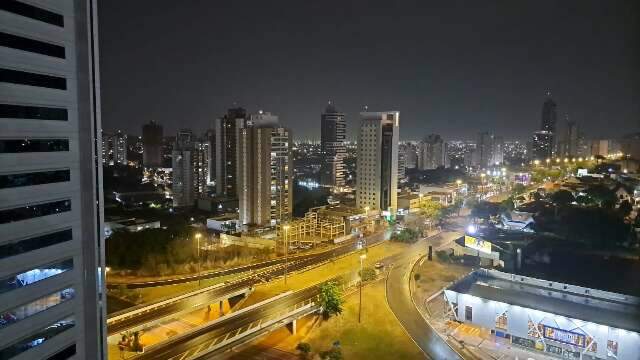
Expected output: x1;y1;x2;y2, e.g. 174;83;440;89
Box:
543;325;586;347
464;235;492;254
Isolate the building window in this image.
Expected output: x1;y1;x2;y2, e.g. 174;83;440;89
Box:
0;68;66;90
0;169;70;189
0;32;65;58
0;317;75;359
0;288;74;328
0;103;68;120
0;0;64;27
0;139;69;153
465;305;473;321
495;311;508;330
0;258;73;294
0;199;71;224
0;229;73;259
46;344;76;360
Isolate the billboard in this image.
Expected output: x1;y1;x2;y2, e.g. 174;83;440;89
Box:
543;325;586;347
464;235;492;254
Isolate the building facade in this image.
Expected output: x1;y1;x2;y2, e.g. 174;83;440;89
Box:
445;270;640;360
237;113;292;227
142;120;163;168
0;0;106;358
214;107;247;197
320;103;346;187
356;111;399;213
474;132;501;168
418;134;448;169
101;130;127;166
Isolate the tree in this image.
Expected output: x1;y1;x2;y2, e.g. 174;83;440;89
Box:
511;183;526;196
500;197;515;213
390;228;419;243
551;190;575;207
471;201;500;220
359;267;377;282
420;199;443;222
319;280;343;317
296;342;312;359
585;185;617;209
575;195;594;206
619;200;633;218
320;347;343;360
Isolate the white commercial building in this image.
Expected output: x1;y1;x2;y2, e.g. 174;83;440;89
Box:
445;270;640;360
356;111;399;214
0;0;105;358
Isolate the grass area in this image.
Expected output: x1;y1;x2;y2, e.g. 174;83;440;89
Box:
411;257;472;308
241;241;410;307
302;281;424;359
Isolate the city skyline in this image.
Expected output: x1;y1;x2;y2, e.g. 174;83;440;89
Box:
99;1;639;140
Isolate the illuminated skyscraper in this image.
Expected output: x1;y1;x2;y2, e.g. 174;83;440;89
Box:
214;108;247;197
320;103;346;187
356;111;399;213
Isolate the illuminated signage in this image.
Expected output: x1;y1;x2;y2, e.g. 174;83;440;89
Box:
543;325;586;347
464;235;492;254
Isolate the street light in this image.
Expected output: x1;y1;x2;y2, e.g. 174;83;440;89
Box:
283;225;290;286
359;253;367;323
195;233;202;287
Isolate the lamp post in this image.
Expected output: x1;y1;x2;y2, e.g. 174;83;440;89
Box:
359;253;366;323
195;233;202;287
283;225;290;286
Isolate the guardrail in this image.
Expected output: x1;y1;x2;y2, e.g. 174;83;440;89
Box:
192;302;319;359
131;290;295;356
107;282;245;325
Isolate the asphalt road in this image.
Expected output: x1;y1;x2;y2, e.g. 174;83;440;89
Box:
385;234;463;360
108;230;389;334
134;287;320;360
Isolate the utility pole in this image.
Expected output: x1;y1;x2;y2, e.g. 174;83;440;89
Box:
359;253;366;323
283;225;290;286
195;233;202;287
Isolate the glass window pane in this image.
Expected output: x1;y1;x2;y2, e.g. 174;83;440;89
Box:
0;199;71;224
0;139;69;153
0;317;75;359
0;104;68;121
0;259;73;295
0;288;74;328
0;229;73;260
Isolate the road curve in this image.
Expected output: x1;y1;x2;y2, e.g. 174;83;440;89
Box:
385;237;462;360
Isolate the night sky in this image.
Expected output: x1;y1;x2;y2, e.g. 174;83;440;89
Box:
98;0;639;141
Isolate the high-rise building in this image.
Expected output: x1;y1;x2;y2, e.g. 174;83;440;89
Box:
214;108;247;197
399;143;417;169
541;92;557;133
102;130;127;166
397;149;406;183
205;128;215;185
532;92;558;160
474;132;498;168
491;135;504;165
161;136;175;168
560;117;579;157
356;111;400;213
0;1;105;358
417;134;448;169
237;113;292;227
320;103;346;187
193;138;210;195
172;129;195;207
142;121;163;168
531;131;554;161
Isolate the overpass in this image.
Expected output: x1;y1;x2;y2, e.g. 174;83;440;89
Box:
131;286;320;359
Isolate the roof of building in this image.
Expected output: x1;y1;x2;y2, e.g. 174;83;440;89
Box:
449;270;640;333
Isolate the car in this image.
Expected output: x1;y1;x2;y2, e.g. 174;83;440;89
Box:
374;262;384;269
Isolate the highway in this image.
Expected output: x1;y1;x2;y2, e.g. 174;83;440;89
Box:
385;233;463;360
108;230;389;335
133;286;320;360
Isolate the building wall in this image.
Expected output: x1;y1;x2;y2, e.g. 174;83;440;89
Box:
237;126;272;226
0;0;105;358
215;108;246;197
356;111;399;212
320;104;346;187
142;121;163;168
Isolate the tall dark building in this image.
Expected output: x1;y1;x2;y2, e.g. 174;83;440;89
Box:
531;92;557;160
214;108;247;197
142;121;163;168
541;92;557;133
320;103;346;187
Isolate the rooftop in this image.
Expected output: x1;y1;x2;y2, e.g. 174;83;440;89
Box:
449;269;640;333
